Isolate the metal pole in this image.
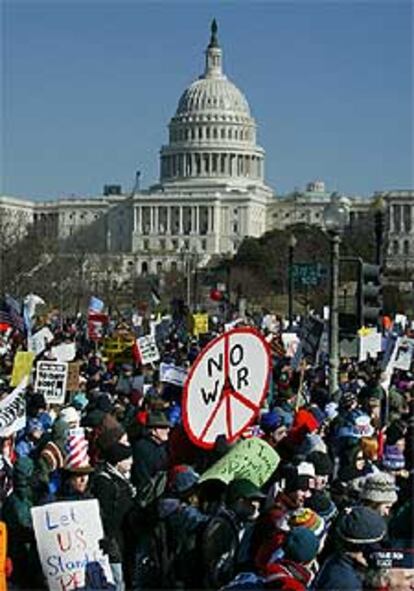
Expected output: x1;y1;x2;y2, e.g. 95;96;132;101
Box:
329;233;340;396
288;245;294;327
186;257;191;311
374;211;384;267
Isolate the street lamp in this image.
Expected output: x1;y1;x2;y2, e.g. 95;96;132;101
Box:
288;234;297;328
323;193;350;396
373;194;386;267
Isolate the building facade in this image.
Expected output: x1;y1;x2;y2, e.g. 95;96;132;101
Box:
1;22;413;275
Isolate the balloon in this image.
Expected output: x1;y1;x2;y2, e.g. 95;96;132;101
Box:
210;289;223;302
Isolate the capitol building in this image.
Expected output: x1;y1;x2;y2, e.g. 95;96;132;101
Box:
1;21;413;276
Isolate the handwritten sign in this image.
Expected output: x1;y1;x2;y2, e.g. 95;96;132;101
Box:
358;330;382;362
35;361;68;405
136;335;160;365
199;437;279;487
66;362;81;392
192;313;209;337
0;378;27;437
31;500;113;591
51;343;76;363
10;351;35;387
393;337;414;371
183;327;271;449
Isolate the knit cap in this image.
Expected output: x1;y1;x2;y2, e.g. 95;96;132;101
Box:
360;472;398;505
283;527;320;563
335;506;386;545
289;508;325;538
305;491;338;522
307;451;333;476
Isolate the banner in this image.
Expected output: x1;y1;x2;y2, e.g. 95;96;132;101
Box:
31;500;113;591
0;378;27;437
358;330;382;362
10;351;35;387
159;362;187;386
35;361;68;405
28;326;54;356
199;437;279;487
136;335;160;365
192;313;209;337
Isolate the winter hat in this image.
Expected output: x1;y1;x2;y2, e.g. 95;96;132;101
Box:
289;508;325;538
59;406;80;427
72;392;89;411
170;465;200;494
339;392;357;409
95;394;113;413
101;441;132;465
260;410;285;434
27;418;44;435
306;491;338;522
146;410;171;429
307;451;333;476
335;506;386;545
283;527;320;563
360;472;398;505
227;478;266;504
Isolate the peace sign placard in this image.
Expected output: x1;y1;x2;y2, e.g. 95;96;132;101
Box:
182;327;271;449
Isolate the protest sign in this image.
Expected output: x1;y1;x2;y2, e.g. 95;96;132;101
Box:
28;326;54;356
66;362;81;392
87;312;108;341
393;337;414;371
51;342;76;363
31;499;113;591
159;362;187;387
35;361;68;405
183;327;271;449
0;378;27;437
358;330;382;362
192;313;209;337
10;351;35;387
199;437;279;487
136;335;160;365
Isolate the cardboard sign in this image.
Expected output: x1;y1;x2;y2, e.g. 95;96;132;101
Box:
159;362;187;386
0;378;27;437
10;351;35;387
358;330;382;362
35;361;68;404
393;337;414;371
51;342;76;363
183;327;271;450
28;327;54;356
136;335;160;365
199;437;279;487
66;362;81;392
31;500;113;591
192;313;209;337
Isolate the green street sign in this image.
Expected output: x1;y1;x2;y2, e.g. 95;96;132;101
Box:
292;263;327;287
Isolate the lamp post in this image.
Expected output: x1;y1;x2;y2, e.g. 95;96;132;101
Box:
323;194;350;396
288;234;297;328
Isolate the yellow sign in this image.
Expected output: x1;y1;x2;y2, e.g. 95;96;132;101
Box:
103;336;134;362
0;521;7;591
358;326;374;337
10;352;35;387
192;313;209;337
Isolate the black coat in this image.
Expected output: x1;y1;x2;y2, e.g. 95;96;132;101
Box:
132;434;169;492
91;462;135;563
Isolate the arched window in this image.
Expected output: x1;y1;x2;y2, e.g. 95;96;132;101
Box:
221;128;225;139
393;240;399;255
228;129;232;139
156;261;163;274
198;127;202;140
141;261;148;275
403;240;410;255
213;128;218;139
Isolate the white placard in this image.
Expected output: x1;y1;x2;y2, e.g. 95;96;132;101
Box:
136;335;160;365
51;342;76;362
159;362;187;386
35;361;68;404
28;327;54;356
393;337;414;371
358;331;382;362
0;378;27;437
281;332;300;357
31;500;113;591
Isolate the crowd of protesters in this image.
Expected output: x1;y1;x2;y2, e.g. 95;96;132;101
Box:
0;303;413;591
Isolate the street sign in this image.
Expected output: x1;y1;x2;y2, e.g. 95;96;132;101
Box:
182;327;271;450
292;263;327;287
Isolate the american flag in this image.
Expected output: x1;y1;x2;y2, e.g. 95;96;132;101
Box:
65;428;90;469
266;332;286;359
0;295;24;333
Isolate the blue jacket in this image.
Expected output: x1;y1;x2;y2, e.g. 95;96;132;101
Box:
313;552;365;591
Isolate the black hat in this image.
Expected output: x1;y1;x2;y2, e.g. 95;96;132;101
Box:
101;442;132;465
336;506;386;545
308;451;333;476
226;478;266;505
146;410;171;429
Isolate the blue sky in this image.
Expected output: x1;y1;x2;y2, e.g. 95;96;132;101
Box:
2;1;413;200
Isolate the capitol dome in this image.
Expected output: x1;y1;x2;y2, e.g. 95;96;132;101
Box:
159;20;266;186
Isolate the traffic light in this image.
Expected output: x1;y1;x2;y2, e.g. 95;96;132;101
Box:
357;263;383;328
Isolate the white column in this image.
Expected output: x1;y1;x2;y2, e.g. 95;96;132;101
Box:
179;206;183;235
150;207;154;233
195;206;200;234
154;207;159;234
167;207;171;234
